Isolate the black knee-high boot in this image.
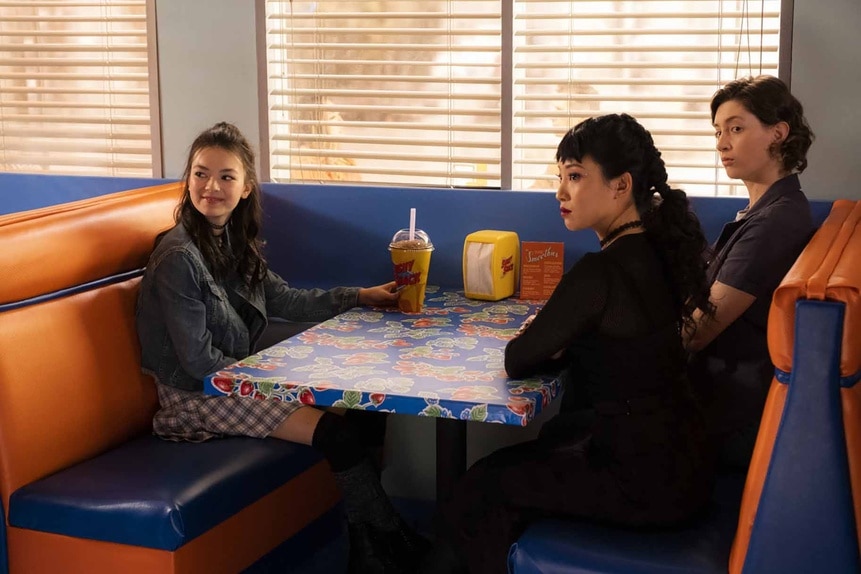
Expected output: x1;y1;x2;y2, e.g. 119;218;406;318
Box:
344;408;389;473
312;411;429;573
344;408;389;449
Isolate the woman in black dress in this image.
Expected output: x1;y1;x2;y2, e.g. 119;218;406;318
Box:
421;113;716;574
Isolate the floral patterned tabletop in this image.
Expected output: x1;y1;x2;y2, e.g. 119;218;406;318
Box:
204;287;560;426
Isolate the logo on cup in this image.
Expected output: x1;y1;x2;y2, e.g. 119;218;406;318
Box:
394;259;423;286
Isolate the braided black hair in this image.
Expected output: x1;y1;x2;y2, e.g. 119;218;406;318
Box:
556;113;715;329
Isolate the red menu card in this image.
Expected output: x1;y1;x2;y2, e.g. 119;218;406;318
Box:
519;241;564;300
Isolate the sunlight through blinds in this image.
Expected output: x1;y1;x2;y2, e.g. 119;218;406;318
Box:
265;0;780;195
0;0;152;176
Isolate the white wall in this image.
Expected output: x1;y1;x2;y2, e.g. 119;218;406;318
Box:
792;0;861;201
154;0;261;179
152;0;861;500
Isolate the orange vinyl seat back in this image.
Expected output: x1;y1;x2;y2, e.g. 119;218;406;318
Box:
0;182;183;515
729;199;861;573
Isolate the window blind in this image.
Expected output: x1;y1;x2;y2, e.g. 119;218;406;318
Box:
0;0;153;176
265;0;780;195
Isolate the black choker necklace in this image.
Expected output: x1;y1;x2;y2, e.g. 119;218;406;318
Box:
599;220;643;248
209;221;228;230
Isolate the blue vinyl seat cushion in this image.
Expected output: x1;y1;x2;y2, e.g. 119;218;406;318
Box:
508;471;745;574
9;435;325;550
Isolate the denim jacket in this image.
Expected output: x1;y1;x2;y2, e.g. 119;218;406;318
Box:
136;224;359;392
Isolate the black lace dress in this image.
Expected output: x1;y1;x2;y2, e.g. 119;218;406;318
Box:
437;233;713;574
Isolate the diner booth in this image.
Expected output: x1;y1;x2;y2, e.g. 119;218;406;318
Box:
0;172;848;573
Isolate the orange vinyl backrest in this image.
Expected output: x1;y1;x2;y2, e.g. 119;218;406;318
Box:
0;182;182;307
730;200;861;572
0;182;182;515
767;200;861;373
831;205;861;558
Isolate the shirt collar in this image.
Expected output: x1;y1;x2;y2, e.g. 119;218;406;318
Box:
736;173;801;222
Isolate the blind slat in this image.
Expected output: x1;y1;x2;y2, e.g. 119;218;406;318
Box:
0;72;148;81
272;58;774;70
0;113;149;124
0;44;147;53
0;15;144;23
1;98;149;107
273;163;501;180
0;127;150;139
285;148;501;164
1;155;152;169
271;103;500;117
0;86;147;95
2;143;151;154
276;134;498;148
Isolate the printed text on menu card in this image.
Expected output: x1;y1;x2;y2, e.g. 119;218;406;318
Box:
519;241;564;300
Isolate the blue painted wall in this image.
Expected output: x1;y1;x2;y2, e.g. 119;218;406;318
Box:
2;175;831;292
0;173;172;216
259;183;833;291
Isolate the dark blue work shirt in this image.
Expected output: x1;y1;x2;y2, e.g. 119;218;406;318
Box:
690;174;813;468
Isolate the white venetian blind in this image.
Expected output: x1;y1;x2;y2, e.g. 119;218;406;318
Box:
0;0;153;176
266;0;502;187
513;0;780;195
265;0;780;195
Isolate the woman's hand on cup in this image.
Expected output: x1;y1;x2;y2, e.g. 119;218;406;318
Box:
358;281;401;307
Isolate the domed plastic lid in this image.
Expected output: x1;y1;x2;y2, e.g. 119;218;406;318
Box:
389;228;433;250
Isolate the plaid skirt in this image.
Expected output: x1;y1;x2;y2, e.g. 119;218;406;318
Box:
153;382;304;442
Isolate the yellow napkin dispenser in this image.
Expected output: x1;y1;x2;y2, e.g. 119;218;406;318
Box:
463;230;520;301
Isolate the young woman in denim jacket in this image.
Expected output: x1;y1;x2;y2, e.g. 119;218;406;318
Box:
685;76;815;470
136;122;426;574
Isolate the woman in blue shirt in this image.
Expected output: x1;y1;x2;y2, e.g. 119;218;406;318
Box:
686;76;815;469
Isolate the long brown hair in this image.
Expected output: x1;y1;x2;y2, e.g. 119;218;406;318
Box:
176;122;267;288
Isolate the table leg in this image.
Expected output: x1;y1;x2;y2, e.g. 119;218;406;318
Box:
436;417;467;502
